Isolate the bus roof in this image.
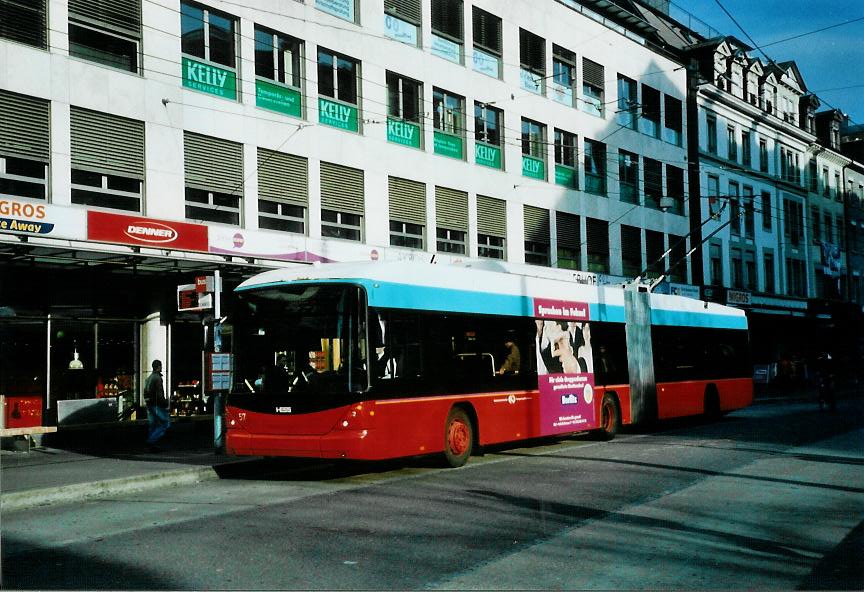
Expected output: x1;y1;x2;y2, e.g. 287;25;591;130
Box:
236;261;747;330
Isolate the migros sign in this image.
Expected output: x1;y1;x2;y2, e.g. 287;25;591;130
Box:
87;211;209;252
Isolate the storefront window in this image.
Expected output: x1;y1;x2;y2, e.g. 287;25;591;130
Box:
0;319;47;398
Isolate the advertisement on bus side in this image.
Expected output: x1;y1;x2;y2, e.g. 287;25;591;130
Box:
534;298;597;434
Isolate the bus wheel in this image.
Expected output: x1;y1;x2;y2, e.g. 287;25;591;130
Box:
443;408;473;468
596;394;620;441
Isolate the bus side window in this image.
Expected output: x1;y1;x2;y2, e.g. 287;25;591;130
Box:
591;322;629;386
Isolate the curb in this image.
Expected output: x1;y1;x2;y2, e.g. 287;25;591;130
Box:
1;465;222;513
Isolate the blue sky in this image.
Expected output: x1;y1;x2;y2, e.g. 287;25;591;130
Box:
677;0;864;126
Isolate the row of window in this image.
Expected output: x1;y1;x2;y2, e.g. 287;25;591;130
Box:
704;114;855;204
709;238;842;298
1;0;687;202
2;0;683;135
709;243;778;295
0;88;687;279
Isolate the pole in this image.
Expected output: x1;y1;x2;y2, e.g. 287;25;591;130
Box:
212;270;225;453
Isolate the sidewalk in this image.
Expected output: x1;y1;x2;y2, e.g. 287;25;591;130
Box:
0;416;258;512
2;383;861;513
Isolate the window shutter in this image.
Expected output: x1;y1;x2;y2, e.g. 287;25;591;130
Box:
582;58;604;89
435;186;468;231
0;89;50;161
644;158;663;193
621;225;642;263
0;0;47;48
321;161;364;215
184;131;244;195
477;195;506;237
472;7;500;54
384;0;421;25
389;176;426;224
586;217;609;255
431;0;463;41
523;205;550;243
257;148;307;207
68;0;141;37
520;29;545;72
665;95;682;131
556;211;580;250
646;230;665;271
70;106;144;178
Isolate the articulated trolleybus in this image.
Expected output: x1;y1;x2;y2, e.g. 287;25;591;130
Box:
225;262;752;467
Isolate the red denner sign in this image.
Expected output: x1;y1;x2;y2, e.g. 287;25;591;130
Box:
87;211;209;252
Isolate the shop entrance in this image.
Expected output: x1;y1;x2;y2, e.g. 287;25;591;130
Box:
169;320;207;416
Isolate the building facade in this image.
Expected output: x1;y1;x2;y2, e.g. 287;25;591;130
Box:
1;0;696;423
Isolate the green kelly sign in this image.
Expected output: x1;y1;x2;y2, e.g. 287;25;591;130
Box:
319;97;359;132
387;118;421;148
522;155;545;180
256;80;302;118
434;131;463;159
555;165;577;188
182;57;236;99
475;142;502;169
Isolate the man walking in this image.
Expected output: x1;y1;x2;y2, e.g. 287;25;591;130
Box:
144;359;170;450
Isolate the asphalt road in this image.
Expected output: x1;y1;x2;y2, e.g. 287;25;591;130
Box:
2;399;863;590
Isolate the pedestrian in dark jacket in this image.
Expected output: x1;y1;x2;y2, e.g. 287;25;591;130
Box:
145;359;170;449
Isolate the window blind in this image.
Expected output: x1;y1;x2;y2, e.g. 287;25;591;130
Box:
257;147;307;206
68;0;141;36
477;194;506;237
523;205;550;243
389;176;426;224
435;186;468;231
321;161;364;215
582;58;604;88
184;131;243;194
0;89;50;161
384;0;421;25
71;106;144;177
556;211;580;250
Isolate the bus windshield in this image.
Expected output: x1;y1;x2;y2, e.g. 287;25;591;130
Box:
230;284;368;396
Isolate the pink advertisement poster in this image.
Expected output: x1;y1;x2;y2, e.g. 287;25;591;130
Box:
539;373;597;435
534;298;598;434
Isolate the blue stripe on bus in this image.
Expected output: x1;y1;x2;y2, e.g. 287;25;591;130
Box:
368;281;535;316
651;309;747;330
238;279;746;330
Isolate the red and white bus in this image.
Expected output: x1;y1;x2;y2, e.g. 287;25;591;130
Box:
225;262;752;466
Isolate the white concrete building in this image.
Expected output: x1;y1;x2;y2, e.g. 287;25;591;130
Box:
0;0;692;421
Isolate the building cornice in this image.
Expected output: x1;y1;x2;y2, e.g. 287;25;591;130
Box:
699;83;816;145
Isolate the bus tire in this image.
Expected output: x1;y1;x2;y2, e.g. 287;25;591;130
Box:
704;386;721;421
595;394;620;441
443;407;473;468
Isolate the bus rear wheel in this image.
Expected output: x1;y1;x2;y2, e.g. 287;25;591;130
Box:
595;394;620;441
443;408;473;468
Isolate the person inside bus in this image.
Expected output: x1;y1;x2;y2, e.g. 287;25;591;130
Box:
292;350;321;390
375;346;400;379
259;353;290;393
497;338;521;375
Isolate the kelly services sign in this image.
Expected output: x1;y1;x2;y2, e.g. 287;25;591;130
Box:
87;211;209;252
183;57;237;100
319;97;359;132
